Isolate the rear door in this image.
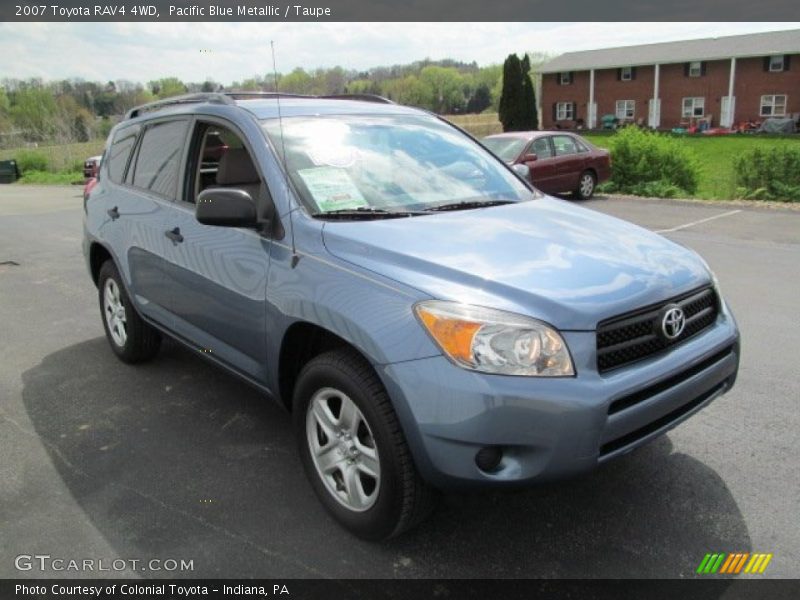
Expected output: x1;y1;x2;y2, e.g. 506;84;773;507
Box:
100;121;177;326
527;136;558;193
159;118;272;383
550;134;585;192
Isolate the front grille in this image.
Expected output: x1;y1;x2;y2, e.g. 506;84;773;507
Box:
596;287;719;373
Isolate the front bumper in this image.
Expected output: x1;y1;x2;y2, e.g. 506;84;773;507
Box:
379;304;739;490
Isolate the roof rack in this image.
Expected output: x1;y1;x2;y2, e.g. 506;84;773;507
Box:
124;91;396;120
319;94;395;104
125;93;233;119
224;91;313;101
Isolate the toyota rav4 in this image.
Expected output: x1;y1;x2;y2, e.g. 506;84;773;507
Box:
83;92;740;540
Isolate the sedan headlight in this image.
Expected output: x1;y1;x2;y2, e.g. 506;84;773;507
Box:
415;301;574;376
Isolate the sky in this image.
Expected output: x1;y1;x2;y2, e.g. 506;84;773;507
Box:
1;22;798;84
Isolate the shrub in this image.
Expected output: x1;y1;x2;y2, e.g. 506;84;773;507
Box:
15;150;50;174
606;126;700;196
734;146;800;202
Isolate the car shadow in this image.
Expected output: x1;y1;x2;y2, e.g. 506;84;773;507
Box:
21;337;750;578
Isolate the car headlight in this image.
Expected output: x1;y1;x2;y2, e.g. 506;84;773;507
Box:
414;301;574;377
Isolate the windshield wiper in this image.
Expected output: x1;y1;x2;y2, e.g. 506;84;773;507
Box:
423;199;515;212
312;206;427;220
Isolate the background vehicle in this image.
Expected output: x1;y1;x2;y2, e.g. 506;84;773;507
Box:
84;93;739;540
482;131;610;199
83;155;102;180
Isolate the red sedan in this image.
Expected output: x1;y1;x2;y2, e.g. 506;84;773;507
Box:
482;131;611;199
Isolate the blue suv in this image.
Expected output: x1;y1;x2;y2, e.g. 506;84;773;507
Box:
83;93;740;539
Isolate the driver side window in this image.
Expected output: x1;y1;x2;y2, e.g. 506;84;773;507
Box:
190;123;264;208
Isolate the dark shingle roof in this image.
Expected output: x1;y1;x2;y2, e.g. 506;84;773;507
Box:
540;29;800;73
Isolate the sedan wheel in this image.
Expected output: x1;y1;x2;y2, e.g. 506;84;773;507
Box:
576;170;596;200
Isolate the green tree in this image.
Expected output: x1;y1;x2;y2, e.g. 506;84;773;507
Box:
499;54;523;131
520;55;538;130
499;54;537;131
9;86;58;141
419;66;464;113
279;68;314;94
466;83;492;113
149;77;187;99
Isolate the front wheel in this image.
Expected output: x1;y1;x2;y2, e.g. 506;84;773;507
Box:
574;170;597;200
293;349;437;540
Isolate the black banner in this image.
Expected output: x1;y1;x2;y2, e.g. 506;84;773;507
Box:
3;579;800;600
3;0;799;21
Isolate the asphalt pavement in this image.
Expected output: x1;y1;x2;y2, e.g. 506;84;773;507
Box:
1;186;798;579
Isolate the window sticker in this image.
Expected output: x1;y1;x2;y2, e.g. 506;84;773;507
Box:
297;166;367;212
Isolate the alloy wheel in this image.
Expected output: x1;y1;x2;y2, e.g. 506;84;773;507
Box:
103;278;128;347
306;387;381;512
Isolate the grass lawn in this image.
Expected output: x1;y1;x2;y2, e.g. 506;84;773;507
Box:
583;132;800;200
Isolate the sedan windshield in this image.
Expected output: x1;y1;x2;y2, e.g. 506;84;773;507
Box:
481;136;528;162
262;114;535;215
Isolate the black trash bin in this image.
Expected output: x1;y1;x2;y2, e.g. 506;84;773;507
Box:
0;159;20;183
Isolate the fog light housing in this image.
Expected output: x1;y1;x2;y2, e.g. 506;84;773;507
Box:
475;446;503;473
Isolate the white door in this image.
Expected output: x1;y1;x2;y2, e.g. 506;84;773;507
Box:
587;102;597;129
721;96;736;128
648;99;661;129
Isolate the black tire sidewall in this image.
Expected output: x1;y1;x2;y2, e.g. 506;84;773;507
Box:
293;354;406;541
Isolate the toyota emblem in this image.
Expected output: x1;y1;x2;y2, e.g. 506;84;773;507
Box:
661;306;686;340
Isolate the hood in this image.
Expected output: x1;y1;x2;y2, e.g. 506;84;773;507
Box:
321;197;711;330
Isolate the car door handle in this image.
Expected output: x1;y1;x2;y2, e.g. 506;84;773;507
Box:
165;227;184;244
107;206;119;220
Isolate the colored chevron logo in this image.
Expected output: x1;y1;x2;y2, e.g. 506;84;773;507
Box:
696;552;773;575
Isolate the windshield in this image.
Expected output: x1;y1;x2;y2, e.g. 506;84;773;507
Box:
262;114;535;215
481;136;528;162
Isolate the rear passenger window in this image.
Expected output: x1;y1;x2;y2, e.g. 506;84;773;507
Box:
106;126;138;184
553;135;578;156
132;120;189;200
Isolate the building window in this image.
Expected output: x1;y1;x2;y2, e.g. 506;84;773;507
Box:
615;100;635;120
769;55;785;72
682;97;705;118
620;67;633;81
559;72;573;85
761;94;787;116
688;61;702;77
556;102;574;120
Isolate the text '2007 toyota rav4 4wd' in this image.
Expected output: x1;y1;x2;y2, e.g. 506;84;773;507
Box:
83;92;740;540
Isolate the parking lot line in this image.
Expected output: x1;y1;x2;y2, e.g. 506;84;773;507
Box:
654;209;742;233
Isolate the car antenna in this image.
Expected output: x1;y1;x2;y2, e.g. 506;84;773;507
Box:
271;40;300;268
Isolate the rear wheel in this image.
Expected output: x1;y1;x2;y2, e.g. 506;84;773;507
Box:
294;348;437;540
98;260;161;363
575;170;596;200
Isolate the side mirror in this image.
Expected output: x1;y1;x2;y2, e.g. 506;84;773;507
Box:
521;153;538;163
512;163;530;179
196;188;257;227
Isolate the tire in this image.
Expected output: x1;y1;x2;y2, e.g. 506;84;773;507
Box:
294;348;437;540
98;260;161;363
574;170;597;200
